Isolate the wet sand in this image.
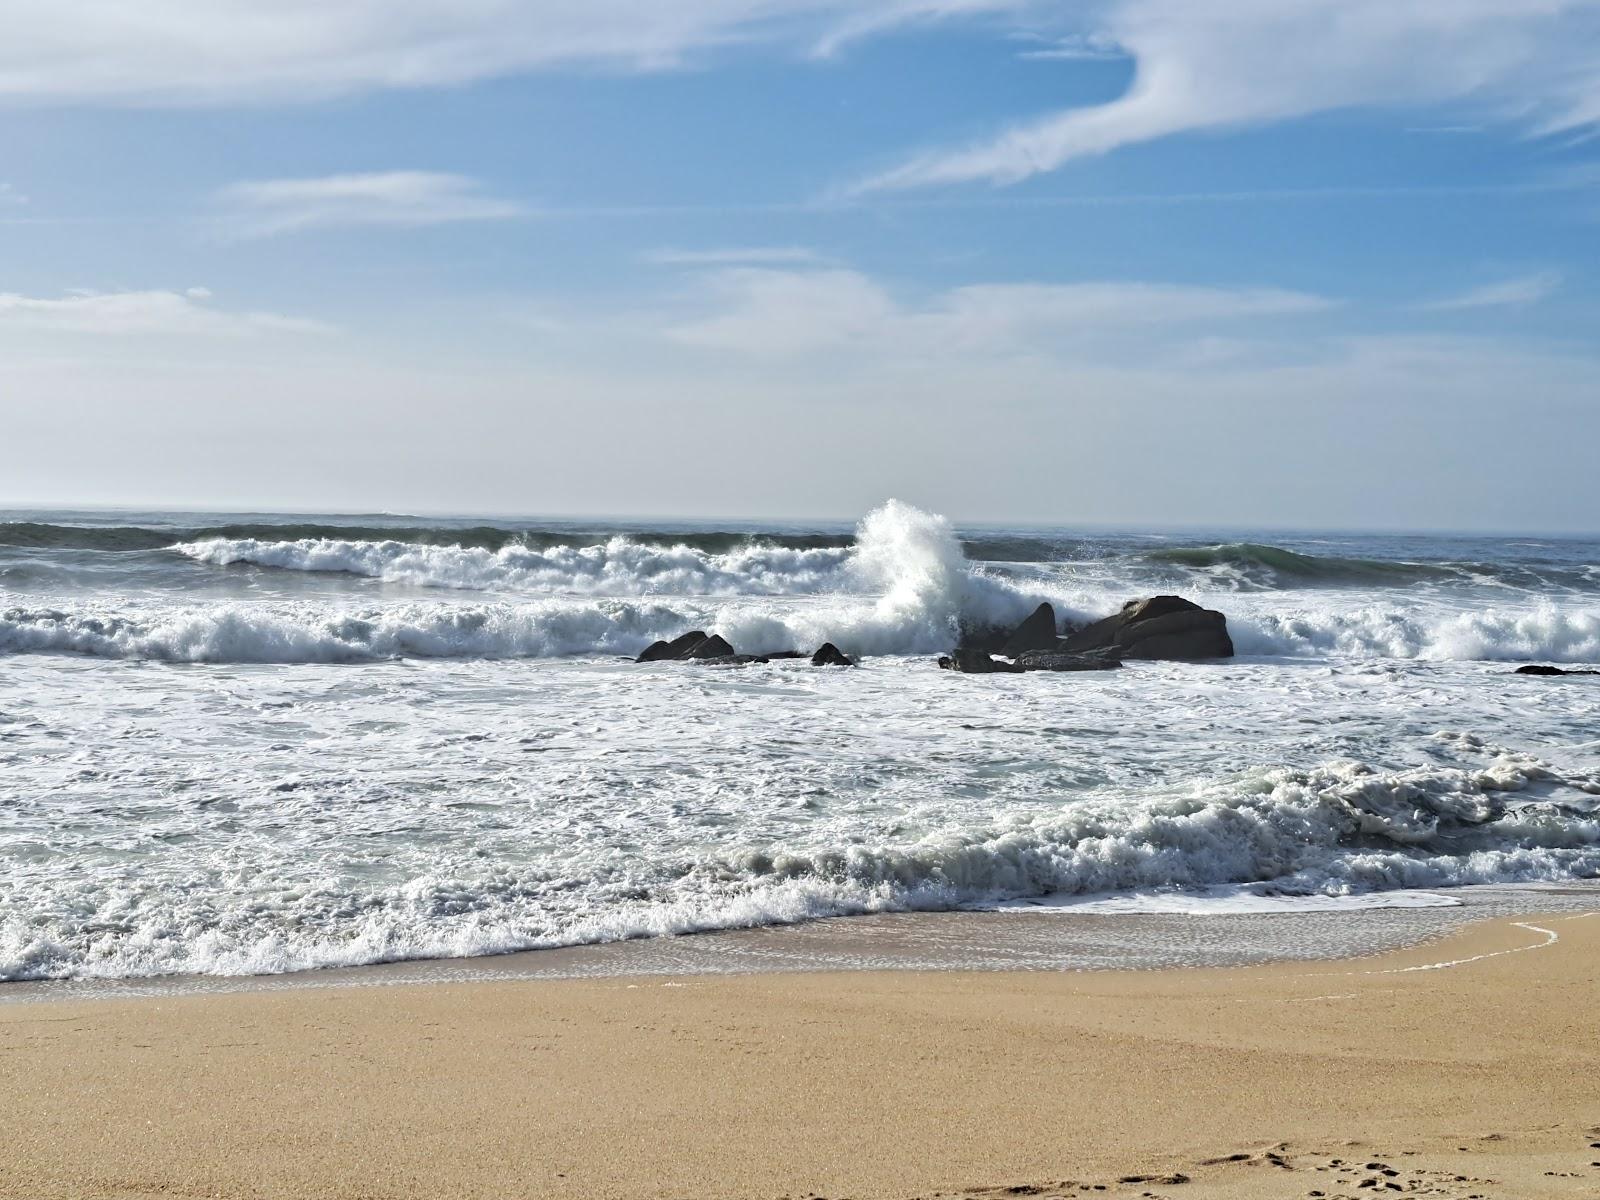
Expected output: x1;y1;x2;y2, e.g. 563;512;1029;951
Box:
3;910;1598;1199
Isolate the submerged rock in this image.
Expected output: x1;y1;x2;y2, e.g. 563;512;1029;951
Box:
1515;664;1600;676
1001;602;1059;657
1014;649;1122;672
811;642;855;667
940;648;1024;674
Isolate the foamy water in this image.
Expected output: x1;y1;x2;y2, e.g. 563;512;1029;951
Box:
1;502;1597;982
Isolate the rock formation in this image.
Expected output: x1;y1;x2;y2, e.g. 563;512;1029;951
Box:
1000;602;1059;657
1060;596;1233;660
811;643;855;667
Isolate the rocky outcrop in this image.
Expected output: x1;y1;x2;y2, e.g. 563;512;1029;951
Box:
636;631;709;662
811;643;855;667
639;632;857;667
1013;649;1122;672
941;594;1233;673
1515;664;1600;676
939;649;1024;674
1061;595;1233;660
1001;602;1059;657
684;633;736;660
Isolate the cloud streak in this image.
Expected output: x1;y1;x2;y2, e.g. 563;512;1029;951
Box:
0;287;332;336
855;0;1600;191
215;171;523;238
1421;270;1564;311
664;267;1334;357
0;1;1024;105
643;246;828;266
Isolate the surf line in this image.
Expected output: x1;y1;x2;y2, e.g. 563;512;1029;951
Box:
1297;914;1596;981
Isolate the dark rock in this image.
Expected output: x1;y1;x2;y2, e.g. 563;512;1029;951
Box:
955;623;1010;654
1014;649;1122;672
944;648;1023;674
937;656;954;670
1001;602;1059;657
1122;595;1204;624
1116;608;1234;660
1516;664;1600;676
811;642;855;667
1060;595;1233;660
683;633;736;660
764;650;807;660
637;631;708;662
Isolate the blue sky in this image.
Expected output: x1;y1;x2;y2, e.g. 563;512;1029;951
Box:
3;1;1599;530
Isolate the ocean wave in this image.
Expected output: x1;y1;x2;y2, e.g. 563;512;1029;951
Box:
0;519;855;555
174;535;855;595
5;592;1599;666
4;750;1595;981
1235;603;1600;662
0;502;1045;662
1146;542;1448;587
1141;541;1599;593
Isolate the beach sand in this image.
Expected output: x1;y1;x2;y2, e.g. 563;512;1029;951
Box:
3;912;1597;1200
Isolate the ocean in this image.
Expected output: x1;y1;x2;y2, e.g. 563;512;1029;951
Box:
2;500;1597;983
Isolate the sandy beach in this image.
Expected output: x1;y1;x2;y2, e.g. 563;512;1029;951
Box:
3;911;1597;1200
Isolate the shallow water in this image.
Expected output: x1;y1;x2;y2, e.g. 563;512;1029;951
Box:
2;501;1597;982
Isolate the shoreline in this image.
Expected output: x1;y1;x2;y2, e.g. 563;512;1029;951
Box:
6;879;1599;1006
4;909;1598;1199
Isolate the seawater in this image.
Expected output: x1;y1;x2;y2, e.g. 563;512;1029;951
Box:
2;501;1597;982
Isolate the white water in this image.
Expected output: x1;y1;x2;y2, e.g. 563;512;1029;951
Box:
2;501;1598;982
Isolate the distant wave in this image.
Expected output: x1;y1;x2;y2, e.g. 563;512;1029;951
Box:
174;536;856;596
0;503;1046;662
5;748;1596;981
1147;542;1443;584
0;520;853;556
1140;541;1600;593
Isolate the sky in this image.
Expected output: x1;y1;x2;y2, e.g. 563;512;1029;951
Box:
2;0;1599;531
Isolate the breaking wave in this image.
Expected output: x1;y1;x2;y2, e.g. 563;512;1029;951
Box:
4;746;1596;981
1142;542;1598;593
1;503;1045;662
175;535;855;596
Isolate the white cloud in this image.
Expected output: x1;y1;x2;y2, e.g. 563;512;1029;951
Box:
856;0;1600;191
1015;33;1126;62
215;171;522;238
664;267;1333;356
1421;270;1564;311
0;288;332;336
0;182;25;205
0;1;1024;105
644;246;827;266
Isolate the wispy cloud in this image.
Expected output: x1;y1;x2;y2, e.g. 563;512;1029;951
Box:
1015;32;1126;62
0;182;25;205
1421;270;1564;311
0;287;332;336
643;246;827;267
665;267;1334;357
0;1;1024;105
853;0;1600;192
214;171;524;238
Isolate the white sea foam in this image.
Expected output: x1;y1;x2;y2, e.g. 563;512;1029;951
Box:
4;501;1599;984
176;534;854;596
6;591;1598;665
2;749;1595;982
